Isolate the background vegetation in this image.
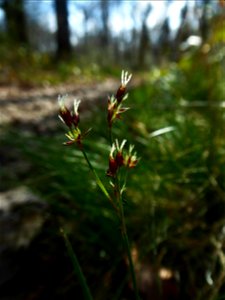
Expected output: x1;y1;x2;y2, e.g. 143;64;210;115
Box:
0;1;225;299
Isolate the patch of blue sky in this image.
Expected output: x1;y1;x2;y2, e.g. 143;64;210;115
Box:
68;1;187;44
0;0;190;43
111;1;191;33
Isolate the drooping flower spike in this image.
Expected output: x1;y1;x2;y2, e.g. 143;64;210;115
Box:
115;139;127;167
107;95;130;127
107;70;132;127
58;95;74;128
58;95;81;129
116;70;132;104
58;95;90;146
107;143;118;177
107;139;127;177
107;139;138;177
124;144;139;169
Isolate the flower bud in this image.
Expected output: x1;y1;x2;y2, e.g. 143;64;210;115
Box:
58;95;74;128
107;157;118;177
116;70;132;104
106;140;127;177
58;96;81;129
116;151;124;167
116;85;126;104
124;145;139;169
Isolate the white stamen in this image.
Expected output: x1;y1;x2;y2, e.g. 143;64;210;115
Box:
121;70;132;86
108;95;117;109
129;144;135;153
120;139;127;150
58;115;65;124
115;139;127;151
74;99;81;115
58;94;68;108
110;143;116;157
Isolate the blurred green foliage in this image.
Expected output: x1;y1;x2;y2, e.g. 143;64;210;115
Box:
0;36;121;86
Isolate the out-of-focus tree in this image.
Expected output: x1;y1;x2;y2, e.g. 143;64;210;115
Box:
197;0;212;41
157;18;171;62
151;0;170;65
1;0;28;44
99;0;109;48
176;4;189;39
129;3;139;65
27;18;55;53
54;0;71;59
71;0;123;64
75;2;96;49
98;0;122;51
22;1;55;53
172;4;192;61
138;4;152;69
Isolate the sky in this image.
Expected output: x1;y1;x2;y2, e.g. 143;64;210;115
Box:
68;0;190;43
0;0;194;44
67;1;188;36
109;0;187;33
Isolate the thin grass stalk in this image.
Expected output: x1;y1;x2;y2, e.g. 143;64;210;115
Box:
123;230;140;300
60;228;93;300
108;127;113;146
115;177;140;300
81;148;118;212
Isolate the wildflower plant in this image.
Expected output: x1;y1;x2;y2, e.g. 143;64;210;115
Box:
58;96;91;147
58;70;140;300
107;70;131;129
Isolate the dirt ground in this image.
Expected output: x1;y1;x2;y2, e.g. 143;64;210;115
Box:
0;78;121;131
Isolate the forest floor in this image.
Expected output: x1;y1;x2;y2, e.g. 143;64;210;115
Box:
0;78;119;131
0;77;142;131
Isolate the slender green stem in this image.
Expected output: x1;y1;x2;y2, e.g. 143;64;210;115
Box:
121;168;129;195
115;177;140;300
81;148;110;199
108;126;113;146
60;228;93;300
123;230;140;300
81;148;118;212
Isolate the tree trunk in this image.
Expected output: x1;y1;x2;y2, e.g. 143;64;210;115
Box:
100;0;109;48
2;0;28;44
137;4;152;69
199;0;211;42
54;0;71;59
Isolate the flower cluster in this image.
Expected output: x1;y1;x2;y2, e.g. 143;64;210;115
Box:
107;70;132;127
58;95;89;146
107;139;139;177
